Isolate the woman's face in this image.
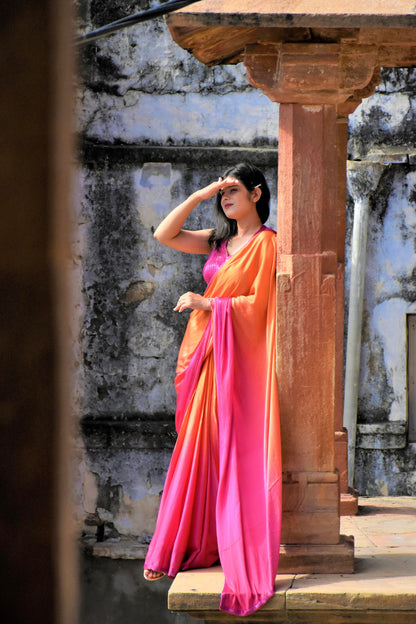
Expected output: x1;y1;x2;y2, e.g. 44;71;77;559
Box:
220;178;257;221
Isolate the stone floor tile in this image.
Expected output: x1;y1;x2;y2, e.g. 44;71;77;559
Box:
168;566;295;611
168;497;416;621
355;515;416;535
368;532;416;548
287;552;416;611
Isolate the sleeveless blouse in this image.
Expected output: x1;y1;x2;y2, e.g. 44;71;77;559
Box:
203;225;269;286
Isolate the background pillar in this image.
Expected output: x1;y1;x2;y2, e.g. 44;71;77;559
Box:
344;161;385;487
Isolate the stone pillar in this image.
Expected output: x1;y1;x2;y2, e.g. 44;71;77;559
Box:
334;111;360;514
244;42;380;572
334;113;353;512
344;161;384;487
334;69;380;513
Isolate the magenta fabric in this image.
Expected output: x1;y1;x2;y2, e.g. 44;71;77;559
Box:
202;225;268;286
202;240;228;285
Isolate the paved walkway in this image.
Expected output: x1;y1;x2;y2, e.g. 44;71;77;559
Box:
168;497;416;622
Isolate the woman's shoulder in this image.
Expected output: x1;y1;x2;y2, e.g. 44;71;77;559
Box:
257;226;277;247
261;225;276;236
246;226;276;263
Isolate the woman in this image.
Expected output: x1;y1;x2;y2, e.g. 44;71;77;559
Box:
144;163;282;616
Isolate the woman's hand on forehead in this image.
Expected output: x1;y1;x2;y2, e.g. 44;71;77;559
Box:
193;177;239;202
220;176;240;187
218;177;240;194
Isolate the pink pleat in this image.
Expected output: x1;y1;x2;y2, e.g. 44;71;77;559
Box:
144;346;220;576
212;297;281;616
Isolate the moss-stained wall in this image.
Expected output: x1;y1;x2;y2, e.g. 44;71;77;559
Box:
74;3;416;551
73;5;416;622
75;0;278;547
347;68;416;495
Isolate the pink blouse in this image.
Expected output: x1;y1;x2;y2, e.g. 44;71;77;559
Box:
202;225;270;286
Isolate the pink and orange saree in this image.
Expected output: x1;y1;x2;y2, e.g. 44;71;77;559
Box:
144;228;282;616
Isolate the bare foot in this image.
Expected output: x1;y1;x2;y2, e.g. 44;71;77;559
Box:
144;569;165;581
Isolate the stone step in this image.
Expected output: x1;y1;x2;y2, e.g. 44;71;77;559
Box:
167;496;416;623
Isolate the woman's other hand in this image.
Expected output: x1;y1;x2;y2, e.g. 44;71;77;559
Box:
174;292;211;313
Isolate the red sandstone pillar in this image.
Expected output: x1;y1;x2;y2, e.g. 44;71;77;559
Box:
276;103;340;549
244;42;379;571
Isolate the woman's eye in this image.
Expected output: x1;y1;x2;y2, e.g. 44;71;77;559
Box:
220;186;239;197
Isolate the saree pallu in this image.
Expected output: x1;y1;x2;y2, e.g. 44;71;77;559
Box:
144;229;282;616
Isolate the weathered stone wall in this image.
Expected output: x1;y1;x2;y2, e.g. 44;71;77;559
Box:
347;68;416;496
75;0;278;553
74;9;416;620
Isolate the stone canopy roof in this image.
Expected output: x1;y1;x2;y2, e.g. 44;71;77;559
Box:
166;0;416;67
168;0;416;27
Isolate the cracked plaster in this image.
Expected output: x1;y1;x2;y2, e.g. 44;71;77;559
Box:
75;0;416;527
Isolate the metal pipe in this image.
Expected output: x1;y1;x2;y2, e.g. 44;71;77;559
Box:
76;0;202;46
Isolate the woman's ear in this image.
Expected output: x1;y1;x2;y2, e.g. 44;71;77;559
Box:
252;186;262;203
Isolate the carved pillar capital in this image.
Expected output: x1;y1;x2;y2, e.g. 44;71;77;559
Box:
244;42;379;105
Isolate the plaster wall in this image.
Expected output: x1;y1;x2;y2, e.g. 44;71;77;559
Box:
74;1;416;603
75;0;278;550
347;68;416;495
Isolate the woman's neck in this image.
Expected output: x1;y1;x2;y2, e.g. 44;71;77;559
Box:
234;218;263;239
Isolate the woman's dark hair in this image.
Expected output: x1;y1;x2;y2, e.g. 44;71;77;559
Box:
208;162;271;249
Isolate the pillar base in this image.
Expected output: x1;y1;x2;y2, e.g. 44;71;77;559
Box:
341;487;359;515
335;428;359;515
282;470;340;544
279;534;355;574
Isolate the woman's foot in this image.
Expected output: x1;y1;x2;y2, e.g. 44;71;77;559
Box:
144;569;166;581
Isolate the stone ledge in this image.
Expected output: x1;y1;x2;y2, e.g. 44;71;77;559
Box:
168;557;416;623
168;567;293;613
81;142;278;167
80;498;416;623
366;146;416;164
82;536;148;560
167;0;416;28
80;416;177;450
356;421;407;449
179;610;416;623
81;535;355;573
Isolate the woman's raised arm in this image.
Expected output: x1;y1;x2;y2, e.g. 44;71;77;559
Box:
153;177;237;254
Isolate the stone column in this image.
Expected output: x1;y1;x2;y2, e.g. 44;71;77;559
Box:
344;161;384;487
244;42;379;572
334;69;380;513
334;112;354;513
